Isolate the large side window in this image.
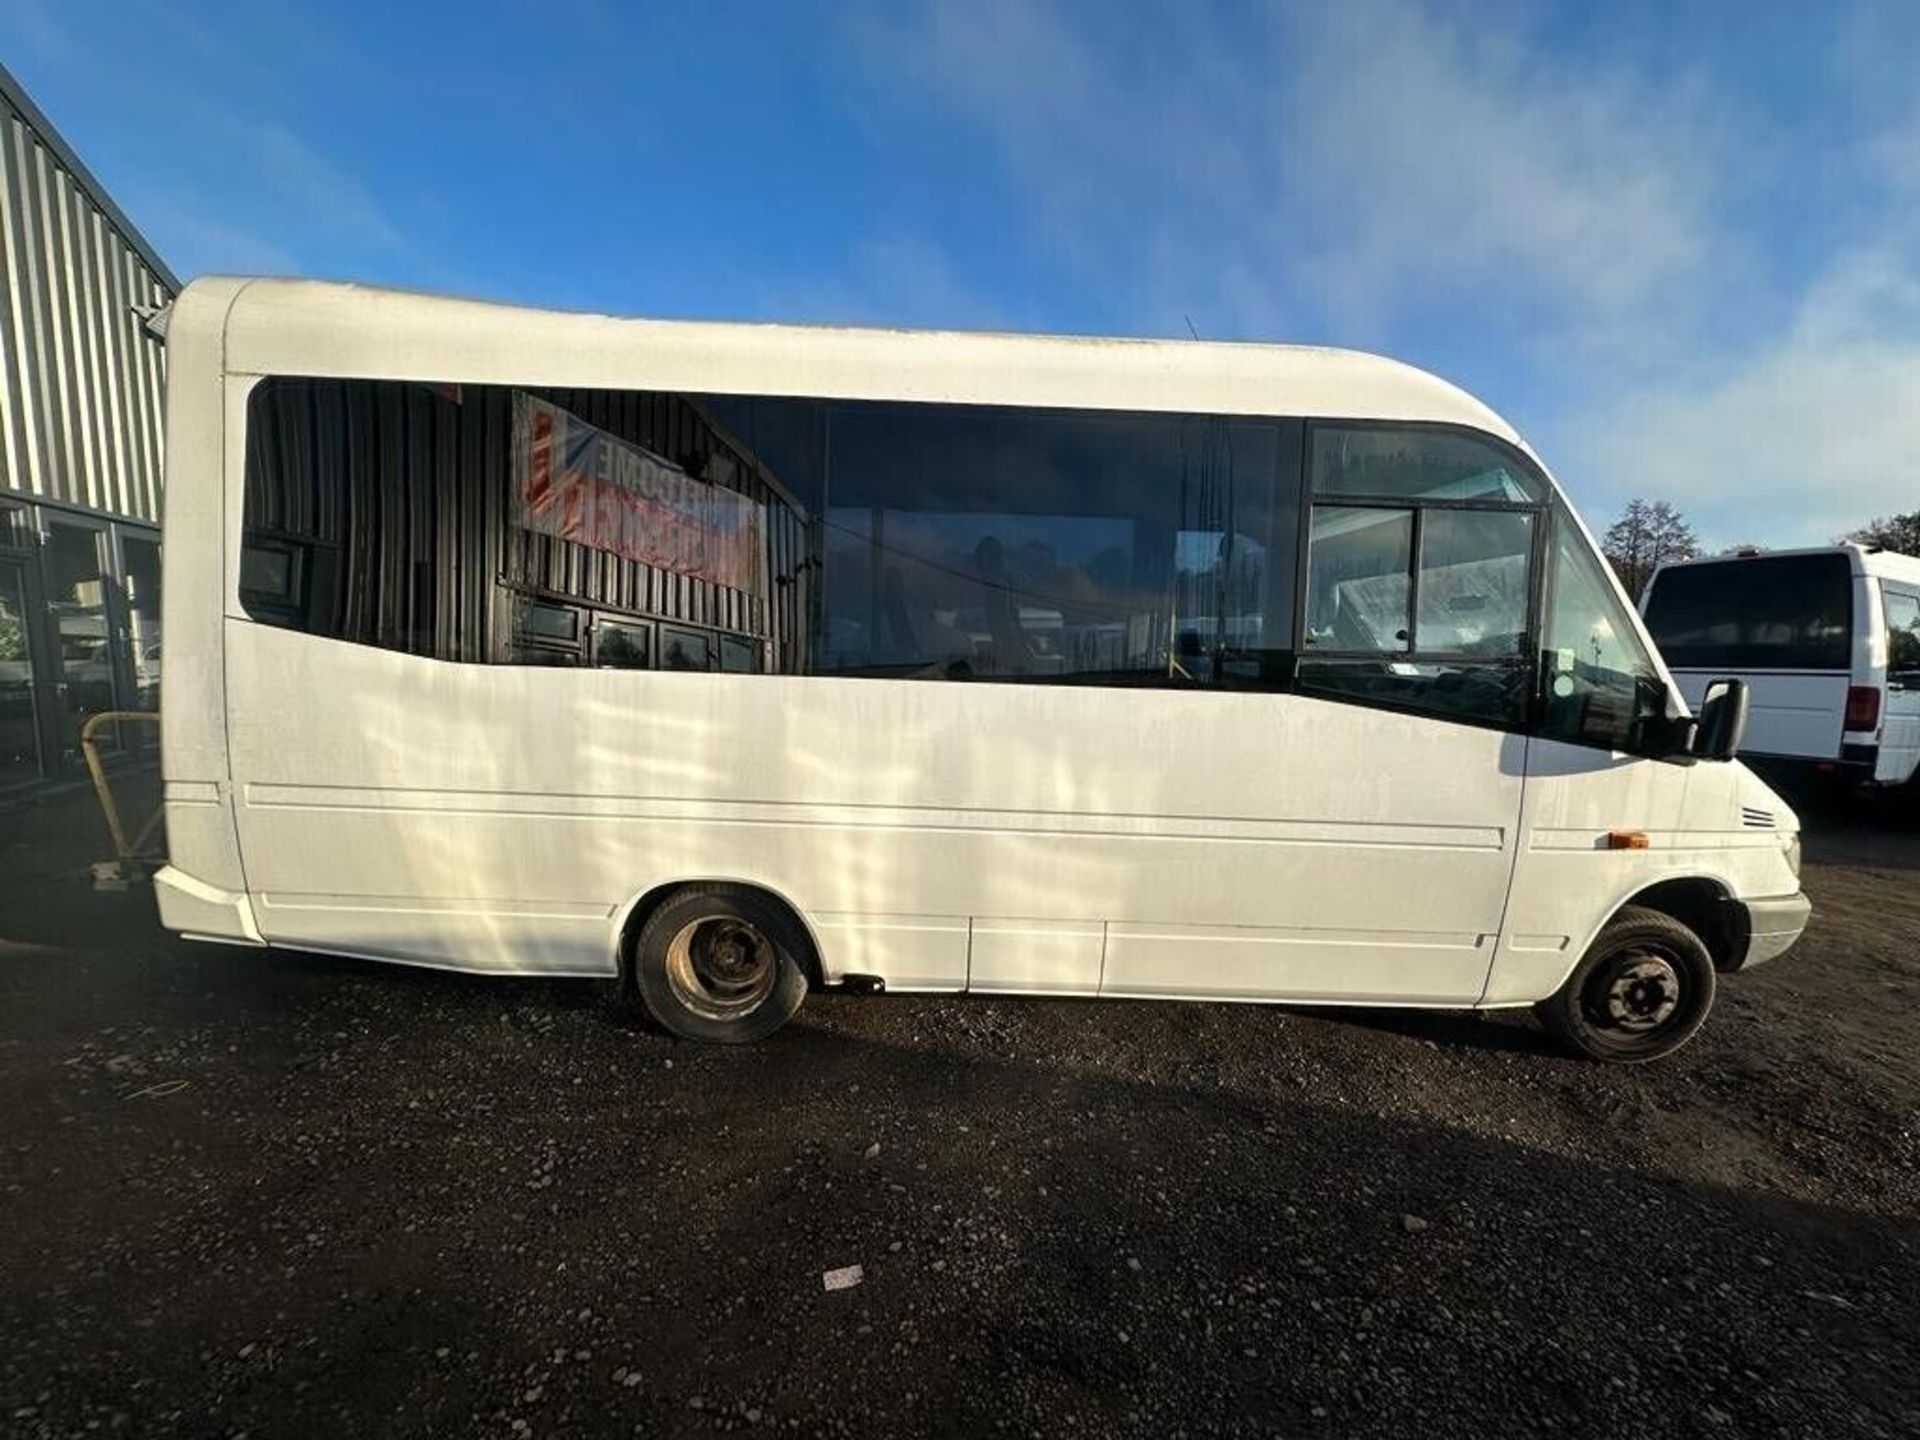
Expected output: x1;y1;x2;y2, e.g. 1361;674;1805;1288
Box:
239;378;786;671
1298;426;1542;727
1539;510;1668;753
1885;587;1920;684
818;404;1302;687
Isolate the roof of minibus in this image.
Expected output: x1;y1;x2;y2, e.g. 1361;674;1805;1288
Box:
197;276;1531;451
1650;544;1920;587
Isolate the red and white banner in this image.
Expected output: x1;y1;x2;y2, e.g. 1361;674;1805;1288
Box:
511;393;765;595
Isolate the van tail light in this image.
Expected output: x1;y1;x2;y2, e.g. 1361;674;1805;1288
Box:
1844;685;1880;732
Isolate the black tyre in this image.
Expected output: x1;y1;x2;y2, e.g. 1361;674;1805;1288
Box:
1535;905;1716;1064
630;885;810;1043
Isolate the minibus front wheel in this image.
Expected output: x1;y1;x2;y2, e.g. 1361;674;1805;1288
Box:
629;884;811;1043
1536;906;1717;1063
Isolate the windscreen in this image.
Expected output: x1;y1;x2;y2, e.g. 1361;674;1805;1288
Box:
1642;553;1853;670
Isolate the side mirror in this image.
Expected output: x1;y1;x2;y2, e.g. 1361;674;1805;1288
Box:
1693;677;1750;762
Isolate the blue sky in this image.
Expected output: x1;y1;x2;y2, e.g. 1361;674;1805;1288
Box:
7;0;1917;546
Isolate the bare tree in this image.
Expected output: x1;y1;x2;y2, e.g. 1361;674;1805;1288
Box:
1843;510;1920;556
1602;499;1701;599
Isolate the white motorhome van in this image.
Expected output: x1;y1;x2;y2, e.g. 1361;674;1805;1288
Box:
1642;545;1920;788
155;279;1810;1063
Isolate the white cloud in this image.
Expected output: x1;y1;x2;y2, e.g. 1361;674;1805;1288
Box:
845;0;1290;337
851;0;1920;549
849;0;1726;357
1276;1;1719;339
1556;1;1920;548
1566;247;1920;546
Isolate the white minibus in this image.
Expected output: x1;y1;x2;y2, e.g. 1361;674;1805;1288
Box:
155;279;1809;1062
1642;546;1920;789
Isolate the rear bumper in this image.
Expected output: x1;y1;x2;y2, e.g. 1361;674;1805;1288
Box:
1725;892;1812;971
154;865;266;946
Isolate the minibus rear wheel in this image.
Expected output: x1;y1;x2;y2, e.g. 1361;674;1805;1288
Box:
1536;906;1716;1063
630;884;810;1043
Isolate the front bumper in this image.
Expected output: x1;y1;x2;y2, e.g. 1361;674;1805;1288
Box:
1725;892;1812;971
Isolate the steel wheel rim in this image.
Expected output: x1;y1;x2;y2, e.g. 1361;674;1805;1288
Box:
663;917;778;1021
1583;946;1685;1035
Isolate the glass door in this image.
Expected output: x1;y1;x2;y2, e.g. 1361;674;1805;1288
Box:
0;561;44;786
43;518;118;765
118;530;163;716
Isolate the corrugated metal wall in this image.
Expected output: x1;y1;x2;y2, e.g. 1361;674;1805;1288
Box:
243;378;812;671
0;88;173;524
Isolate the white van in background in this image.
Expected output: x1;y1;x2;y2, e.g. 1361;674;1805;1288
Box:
1641;545;1920;788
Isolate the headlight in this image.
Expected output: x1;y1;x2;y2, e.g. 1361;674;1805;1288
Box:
1784;834;1801;880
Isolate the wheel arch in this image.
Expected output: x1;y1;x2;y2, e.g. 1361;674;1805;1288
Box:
1528;871;1747;1001
611;877;827;990
1604;875;1747;974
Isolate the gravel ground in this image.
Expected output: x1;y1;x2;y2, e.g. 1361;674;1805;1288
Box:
1;779;1917;1439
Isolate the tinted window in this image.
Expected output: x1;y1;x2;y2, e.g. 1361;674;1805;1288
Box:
820;405;1301;687
719;635;760;673
246;375;1574;722
517;600;579;645
1299;427;1541;727
1312;426;1542;503
1885;588;1920;680
661;627;715;671
1643;554;1853;670
242;377;784;672
1540;510;1667;753
593;619;652;670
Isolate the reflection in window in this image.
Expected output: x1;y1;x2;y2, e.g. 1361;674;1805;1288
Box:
1312;426;1542;503
1304;507;1412;653
593;620;652;670
1540;511;1666;752
1416;510;1533;656
1297;657;1531;726
719;635;759;673
1885;589;1920;680
240;544;296;602
661;627;714;671
121;535;163;712
508;599;581;666
46;522;113;750
819;406;1300;686
0;566;41;783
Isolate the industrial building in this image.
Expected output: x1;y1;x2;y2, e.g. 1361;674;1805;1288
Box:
0;61;175;789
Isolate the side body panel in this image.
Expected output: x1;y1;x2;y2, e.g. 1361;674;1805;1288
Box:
1487;744;1799;1004
153;279;260;942
221;620;1523;1002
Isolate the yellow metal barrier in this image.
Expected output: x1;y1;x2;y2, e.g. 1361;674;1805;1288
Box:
79;710;163;884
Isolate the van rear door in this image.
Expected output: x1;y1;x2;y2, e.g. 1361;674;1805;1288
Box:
1642;553;1856;764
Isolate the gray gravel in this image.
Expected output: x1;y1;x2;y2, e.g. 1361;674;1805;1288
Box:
1;781;1917;1438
